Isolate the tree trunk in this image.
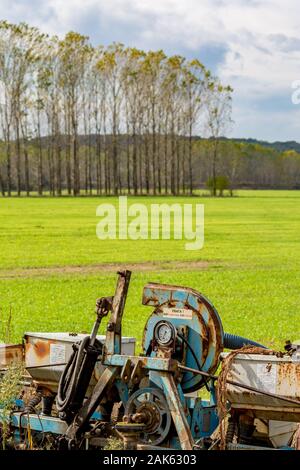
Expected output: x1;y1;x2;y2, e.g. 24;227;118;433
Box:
132;129;138;195
126;131;131;195
0;171;5;196
16;120;21;196
157;124;162;194
176;130;180;195
56;135;62;196
88;132;92;195
152;122;156;195
170;120;176;196
96;132;101;195
112;103;118;195
104;133;109;195
188;128;193;195
72;132;78;196
182;137;186;195
84;141;88;194
138;132;143;194
66;136;72;195
212;140;218;196
37;128;43;196
164;132;168;194
65;108;72;195
145;134;150;195
24;143;29;196
6;139;11;196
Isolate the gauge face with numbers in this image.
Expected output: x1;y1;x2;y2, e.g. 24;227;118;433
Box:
154;321;175;346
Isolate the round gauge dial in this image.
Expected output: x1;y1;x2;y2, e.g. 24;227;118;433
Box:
154;321;175;346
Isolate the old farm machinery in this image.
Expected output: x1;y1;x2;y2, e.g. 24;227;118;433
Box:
1;270;300;450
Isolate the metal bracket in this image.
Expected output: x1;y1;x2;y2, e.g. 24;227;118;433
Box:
104;270;131;356
159;372;194;450
129;359;146;387
120;358;133;384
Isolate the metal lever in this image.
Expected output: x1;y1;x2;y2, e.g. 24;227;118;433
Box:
90;296;113;346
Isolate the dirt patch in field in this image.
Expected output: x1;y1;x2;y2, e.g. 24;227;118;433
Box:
0;260;217;279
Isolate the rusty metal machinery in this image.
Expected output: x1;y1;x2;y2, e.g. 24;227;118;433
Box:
119;388;172;447
1;270;300;451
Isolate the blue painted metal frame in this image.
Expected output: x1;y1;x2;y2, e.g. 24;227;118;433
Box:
0;399;106;435
101;280;223;448
0;277;221;449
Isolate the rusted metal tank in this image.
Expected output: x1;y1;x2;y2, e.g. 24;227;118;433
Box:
0;343;23;367
225;353;300;422
24;332;135;393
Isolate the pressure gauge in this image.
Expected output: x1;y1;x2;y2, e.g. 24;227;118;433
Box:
154;321;176;346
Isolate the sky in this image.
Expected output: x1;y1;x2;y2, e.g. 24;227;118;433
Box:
2;0;300;142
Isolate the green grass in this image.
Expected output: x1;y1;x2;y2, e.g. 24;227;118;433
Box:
0;190;300;349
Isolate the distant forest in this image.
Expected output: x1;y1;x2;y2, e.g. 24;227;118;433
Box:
0;21;299;197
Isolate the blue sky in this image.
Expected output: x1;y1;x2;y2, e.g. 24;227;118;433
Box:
2;0;300;142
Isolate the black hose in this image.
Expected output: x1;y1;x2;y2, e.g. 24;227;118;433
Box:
224;332;266;350
57;335;102;422
57;336;91;415
177;332;209;391
177;332;202;371
19;392;43;448
24;392;42;414
225;417;236;445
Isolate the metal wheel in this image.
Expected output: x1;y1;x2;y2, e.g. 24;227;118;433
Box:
125;388;171;446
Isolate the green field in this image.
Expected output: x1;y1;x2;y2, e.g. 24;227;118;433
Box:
0;190;300;350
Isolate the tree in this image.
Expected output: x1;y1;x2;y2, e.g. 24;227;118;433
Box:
58;31;91;195
142;50;166;194
122;48;146;195
97;43;126;195
182;59;207;195
161;56;185;195
205;80;233;196
0;21;44;195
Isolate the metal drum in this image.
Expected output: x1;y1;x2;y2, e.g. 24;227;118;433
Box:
142;282;224;393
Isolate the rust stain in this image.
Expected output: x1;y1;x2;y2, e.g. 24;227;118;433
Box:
277;362;294;388
34;340;51;358
0;344;23;366
296;365;300;382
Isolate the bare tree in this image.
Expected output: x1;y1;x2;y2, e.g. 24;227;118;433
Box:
58;31;91;195
205;80;233;196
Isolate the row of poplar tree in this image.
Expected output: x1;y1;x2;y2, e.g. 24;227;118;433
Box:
0;20;232;196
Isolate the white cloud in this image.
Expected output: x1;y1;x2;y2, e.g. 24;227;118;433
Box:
1;0;300;140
